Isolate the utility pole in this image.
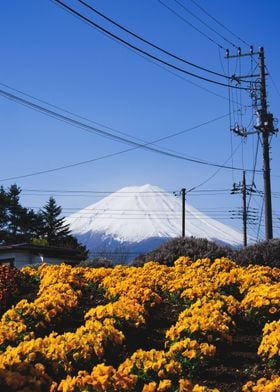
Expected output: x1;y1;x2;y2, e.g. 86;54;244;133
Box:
231;171;257;247
258;47;273;239
173;188;186;237
226;46;278;240
181;188;186;238
242;171;247;247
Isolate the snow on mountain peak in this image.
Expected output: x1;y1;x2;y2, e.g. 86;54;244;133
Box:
66;184;243;246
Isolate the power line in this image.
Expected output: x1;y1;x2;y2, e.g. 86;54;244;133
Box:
0;87;226;157
158;0;225;50
187;140;242;192
21;189;175;195
0;82;232;157
23;206;236;214
266;65;280;100
188;0;251;48
168;0;237;49
0;88;260;182
174;0;238;49
51;0;247;90
65;215;235;221
20;187;233;194
247;134;260;211
78;0;230;80
0;82;157;144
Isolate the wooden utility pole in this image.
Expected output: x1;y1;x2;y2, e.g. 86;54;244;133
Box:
258;47;273;239
242;171;247;247
226;46;277;240
181;188;186;237
231;171;256;247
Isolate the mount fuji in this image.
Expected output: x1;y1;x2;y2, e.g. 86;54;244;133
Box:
66;184;244;262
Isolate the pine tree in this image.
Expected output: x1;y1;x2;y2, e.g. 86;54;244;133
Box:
7;184;22;237
40;197;71;245
28;210;45;239
5;184;32;243
59;234;89;259
0;186;9;243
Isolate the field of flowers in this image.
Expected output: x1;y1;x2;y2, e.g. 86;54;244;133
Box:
0;257;279;392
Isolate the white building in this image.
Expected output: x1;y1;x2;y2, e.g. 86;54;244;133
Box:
0;243;84;268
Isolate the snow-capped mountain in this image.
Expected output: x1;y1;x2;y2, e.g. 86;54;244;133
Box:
67;184;244;261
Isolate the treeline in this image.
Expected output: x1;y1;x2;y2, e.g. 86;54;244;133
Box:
0;184;88;257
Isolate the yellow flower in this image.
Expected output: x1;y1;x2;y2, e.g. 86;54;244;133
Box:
158;379;172;391
142;382;157;392
178;378;193;392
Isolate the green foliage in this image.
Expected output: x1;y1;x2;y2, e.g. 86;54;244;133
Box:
0;184;33;244
40;197;71;245
32;238;49;246
0;184;88;258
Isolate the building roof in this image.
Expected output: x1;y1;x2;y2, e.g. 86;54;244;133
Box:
0;243;84;261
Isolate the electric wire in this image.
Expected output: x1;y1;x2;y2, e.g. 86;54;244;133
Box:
0;88;261;182
158;0;225;50
21;192;235;198
188;0;251;48
266;66;280;99
172;0;238;49
148;60;239;103
20;188;233;194
257;196;264;240
78;0;230;80
0;87;228;158
0;82;229;154
49;10;239;104
247;134;260;211
0;82;159;144
48;2;249;104
187;140;242;192
52;0;247;90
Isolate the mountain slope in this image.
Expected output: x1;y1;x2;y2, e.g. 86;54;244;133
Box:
66;185;244;260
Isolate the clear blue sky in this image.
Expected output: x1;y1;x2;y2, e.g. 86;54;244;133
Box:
1;0;280;240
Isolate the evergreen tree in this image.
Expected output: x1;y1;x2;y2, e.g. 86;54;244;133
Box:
0;186;9;243
5;184;32;243
59;234;89;259
7;184;22;237
40;197;71;245
19;209;44;242
0;186;88;258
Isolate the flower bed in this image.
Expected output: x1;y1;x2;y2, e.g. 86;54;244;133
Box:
0;258;279;391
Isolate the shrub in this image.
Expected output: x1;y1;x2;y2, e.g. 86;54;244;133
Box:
79;258;113;268
132;238;280;268
132;237;233;266
232;239;280;267
0;265;39;315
